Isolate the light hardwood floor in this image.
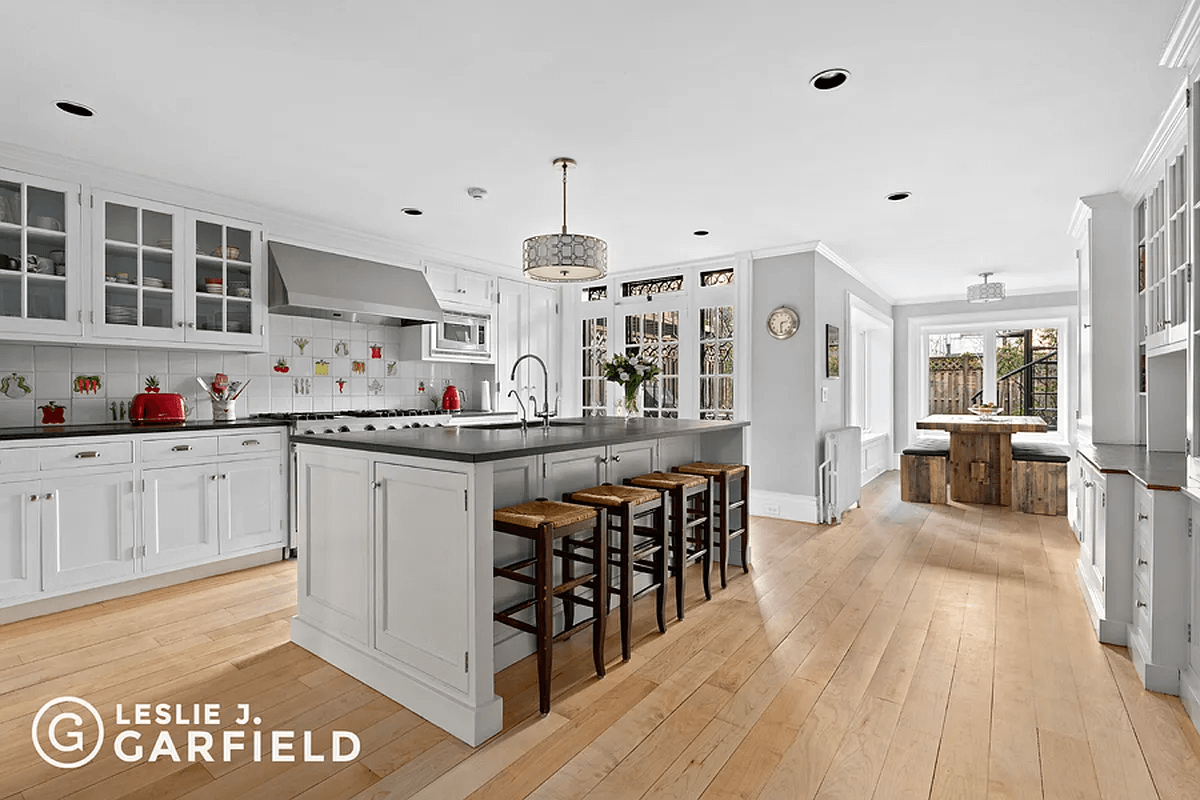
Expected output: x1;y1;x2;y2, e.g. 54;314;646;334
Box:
3;473;1200;799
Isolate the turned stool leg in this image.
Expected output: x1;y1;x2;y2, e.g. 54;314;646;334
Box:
740;466;750;573
654;500;667;633
672;485;687;620
701;478;713;601
561;534;575;630
717;472;730;588
535;521;553;715
619;502;635;661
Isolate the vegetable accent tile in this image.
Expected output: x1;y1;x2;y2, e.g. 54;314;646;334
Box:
0;313;488;426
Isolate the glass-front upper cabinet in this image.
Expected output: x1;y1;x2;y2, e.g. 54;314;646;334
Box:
92;191;185;341
185;211;262;346
0;167;82;337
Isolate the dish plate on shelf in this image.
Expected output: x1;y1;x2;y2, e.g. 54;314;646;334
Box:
143;276;167;288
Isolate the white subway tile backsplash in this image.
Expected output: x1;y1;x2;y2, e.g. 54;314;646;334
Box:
222;353;247;376
1;345;35;371
139;351;169;374
168;351;197;374
39;371;70;397
105;349;139;373
107;373;139;401
0;399;33;427
35;346;71;372
72;398;108;424
195;352;224;377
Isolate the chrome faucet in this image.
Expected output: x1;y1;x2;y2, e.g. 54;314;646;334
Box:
511;353;556;429
507;390;529;432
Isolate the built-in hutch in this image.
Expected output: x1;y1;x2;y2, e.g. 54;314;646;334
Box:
1072;0;1200;732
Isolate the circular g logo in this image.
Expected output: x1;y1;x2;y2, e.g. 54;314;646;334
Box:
31;697;104;769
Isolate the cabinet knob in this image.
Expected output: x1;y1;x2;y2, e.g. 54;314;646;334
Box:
187;322;196;329
1138;558;1148;566
1137;601;1147;609
611;454;621;462
176;321;184;328
210;475;218;481
1137;513;1149;521
598;456;609;464
43;493;53;500
29;494;38;502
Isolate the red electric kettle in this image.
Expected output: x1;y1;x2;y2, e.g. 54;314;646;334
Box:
441;385;462;412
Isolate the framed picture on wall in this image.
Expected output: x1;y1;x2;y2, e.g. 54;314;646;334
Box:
826;324;840;378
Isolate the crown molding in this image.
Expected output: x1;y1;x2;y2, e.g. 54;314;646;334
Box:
0;139;524;278
748;240;896;306
1120;82;1188;202
1067;198;1093;239
1161;0;1200;69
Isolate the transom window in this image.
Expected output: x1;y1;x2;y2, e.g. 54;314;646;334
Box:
622;275;684;298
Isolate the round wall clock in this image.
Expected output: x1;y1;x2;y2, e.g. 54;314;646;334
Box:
766;305;799;339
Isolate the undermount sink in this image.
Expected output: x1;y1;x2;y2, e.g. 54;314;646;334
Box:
468;420;587;431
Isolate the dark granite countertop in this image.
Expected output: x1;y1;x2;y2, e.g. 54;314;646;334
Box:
291;417;749;463
1076;440;1188;491
0;418;288;442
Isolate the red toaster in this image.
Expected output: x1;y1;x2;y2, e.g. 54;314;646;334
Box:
129;392;188;424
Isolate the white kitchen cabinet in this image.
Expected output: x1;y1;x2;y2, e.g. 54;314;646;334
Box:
496;278;560;414
41;469;137;592
424;261;493;309
91;190;186;342
296;447;371;645
541;441;658;501
374;462;471;692
0;166;83;338
1074;455;1134;645
184;209;265;348
1069;193;1137;445
0;479;40;602
1128;483;1190;694
219;457;284;553
142;463;220;571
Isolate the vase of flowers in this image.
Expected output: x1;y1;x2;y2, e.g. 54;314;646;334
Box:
601;353;660;418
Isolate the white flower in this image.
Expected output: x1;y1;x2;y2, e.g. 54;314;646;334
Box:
618;371;630;382
635;364;647;374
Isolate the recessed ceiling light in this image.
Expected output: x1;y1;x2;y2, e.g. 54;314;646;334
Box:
466;187;488;200
809;68;850;91
401;207;423;216
55;101;94;117
886;191;911;202
693;229;710;237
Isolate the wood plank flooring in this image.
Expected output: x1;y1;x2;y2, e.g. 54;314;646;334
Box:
3;472;1200;799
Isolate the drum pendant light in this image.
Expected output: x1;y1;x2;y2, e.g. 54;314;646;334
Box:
522;157;608;282
967;272;1006;303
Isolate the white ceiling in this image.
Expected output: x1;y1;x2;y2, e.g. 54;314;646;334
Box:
2;0;1185;302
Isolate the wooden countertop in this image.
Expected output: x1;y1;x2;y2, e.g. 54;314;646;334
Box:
1075;440;1188;491
916;414;1048;434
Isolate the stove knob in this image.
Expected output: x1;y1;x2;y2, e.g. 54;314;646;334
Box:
364;424;376;431
338;425;352;433
324;428;336;434
387;425;398;430
304;428;315;435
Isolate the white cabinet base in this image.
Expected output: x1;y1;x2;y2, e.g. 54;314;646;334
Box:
1129;622;1181;695
290;615;502;747
1076;559;1128;645
1181;667;1200;733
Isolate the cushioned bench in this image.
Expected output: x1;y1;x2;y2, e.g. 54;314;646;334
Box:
900;436;950;504
1011;441;1069;516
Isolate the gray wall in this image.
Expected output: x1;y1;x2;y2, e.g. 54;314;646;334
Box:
750;250;892;499
892;290;1079;449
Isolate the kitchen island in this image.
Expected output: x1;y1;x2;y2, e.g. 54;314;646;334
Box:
289;417;748;745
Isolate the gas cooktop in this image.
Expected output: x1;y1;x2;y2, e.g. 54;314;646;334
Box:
257;409;443;422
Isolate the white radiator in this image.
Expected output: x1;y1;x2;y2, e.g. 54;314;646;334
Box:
818;426;862;524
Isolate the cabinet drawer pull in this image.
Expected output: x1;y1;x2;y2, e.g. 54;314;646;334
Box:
242;439;260;447
172;444;193;452
1137;513;1149;521
75;451;100;459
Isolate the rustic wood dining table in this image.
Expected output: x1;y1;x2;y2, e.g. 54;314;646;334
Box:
915;414;1048;506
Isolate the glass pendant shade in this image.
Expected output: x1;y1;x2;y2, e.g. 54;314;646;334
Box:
522;233;608;282
967;272;1005;303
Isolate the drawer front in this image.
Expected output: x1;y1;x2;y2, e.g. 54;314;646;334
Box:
141;436;219;464
1134;527;1152;590
218;431;282;456
0;448;39;476
1134;486;1153;534
39;440;134;471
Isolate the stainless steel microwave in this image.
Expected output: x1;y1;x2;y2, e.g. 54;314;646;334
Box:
432;311;491;358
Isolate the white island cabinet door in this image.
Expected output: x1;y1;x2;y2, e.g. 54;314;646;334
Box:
41;470;136;592
0;480;40;602
297;448;371;645
541;446;606;501
142;463;219;572
374;463;471;694
218;458;284;553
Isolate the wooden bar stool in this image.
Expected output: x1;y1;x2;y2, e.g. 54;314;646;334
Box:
674;462;750;587
566;483;668;661
493;498;608;714
627;471;713;621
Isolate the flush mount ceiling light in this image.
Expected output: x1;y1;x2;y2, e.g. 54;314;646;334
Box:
55;100;94;117
400;207;423;216
522;157;607;282
886;191;911;202
809;68;850;91
967;272;1006;303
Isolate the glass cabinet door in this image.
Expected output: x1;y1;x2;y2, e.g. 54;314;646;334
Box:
0;168;81;336
93;192;184;341
187;213;261;344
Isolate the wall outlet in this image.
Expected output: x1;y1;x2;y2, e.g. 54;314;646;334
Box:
821;386;829;402
763;502;780;517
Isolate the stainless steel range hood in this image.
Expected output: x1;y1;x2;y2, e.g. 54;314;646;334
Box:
268;241;443;326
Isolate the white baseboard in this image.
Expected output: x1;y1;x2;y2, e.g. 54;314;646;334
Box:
1181;667;1200;734
750;489;820;524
